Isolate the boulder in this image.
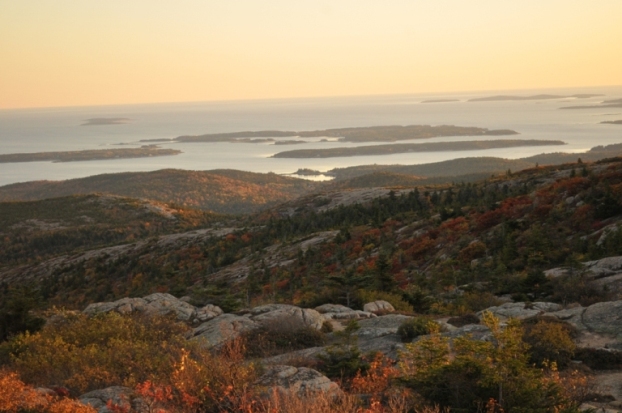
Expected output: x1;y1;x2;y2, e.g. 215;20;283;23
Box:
584;256;622;278
315;304;375;320
250;305;324;330
82;293;223;323
582;300;622;336
192;314;258;348
363;300;395;314
315;304;353;314
322;310;375;320
195;304;224;322
256;365;340;395
142;293;197;321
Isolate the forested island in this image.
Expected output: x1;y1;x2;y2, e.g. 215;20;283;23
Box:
176;124;518;144
80;117;132;126
469;94;602;102
602;120;622;125
271;139;565;158
0;146;181;163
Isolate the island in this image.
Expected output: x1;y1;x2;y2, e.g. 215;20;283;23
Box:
274;140;307;145
292;168;324;176
421;99;460;103
469;94;602;102
0;145;181;163
602;120;622;125
561;98;622;110
271;139;565;158
176;124;519;144
230;138;275;144
81;117;132;126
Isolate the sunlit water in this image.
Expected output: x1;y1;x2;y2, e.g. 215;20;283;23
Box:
1;86;621;186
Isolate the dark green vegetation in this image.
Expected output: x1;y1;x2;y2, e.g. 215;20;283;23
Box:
81;117;132;126
0;169;319;214
561;98;622;110
0;146;180;163
0;194;218;267
176;124;518;144
602;120;622;125
272;139;564;159
469;94;602;102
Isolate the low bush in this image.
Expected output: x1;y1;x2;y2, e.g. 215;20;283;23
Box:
242;315;325;358
522;317;577;369
397;317;433;342
446;313;480;327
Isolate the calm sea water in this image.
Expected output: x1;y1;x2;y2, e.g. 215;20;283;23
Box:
1;86;621;186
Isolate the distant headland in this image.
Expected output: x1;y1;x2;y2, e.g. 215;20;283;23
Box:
421;99;460;103
0;145;180;163
271;139;565;158
81;118;132;126
469;94;602;102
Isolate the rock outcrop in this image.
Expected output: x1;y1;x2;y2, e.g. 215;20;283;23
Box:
192;313;258;348
363;300;396;314
315;304;375;320
478;302;562;320
256;365;340;395
249;304;324;330
83;293;223;323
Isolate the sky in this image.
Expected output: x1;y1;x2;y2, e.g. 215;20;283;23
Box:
1;1;621;109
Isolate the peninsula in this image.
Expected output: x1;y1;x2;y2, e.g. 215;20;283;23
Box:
421;99;460;103
271;139;565;158
0;146;181;163
176;124;518;144
602;120;622;125
469;94;602;102
81;117;132;126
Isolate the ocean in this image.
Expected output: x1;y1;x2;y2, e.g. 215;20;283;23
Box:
1;85;621;187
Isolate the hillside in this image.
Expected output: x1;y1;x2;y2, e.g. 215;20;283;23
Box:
2;157;622;412
0;169;319;215
0;194;221;267
2;157;621;313
325;143;622;181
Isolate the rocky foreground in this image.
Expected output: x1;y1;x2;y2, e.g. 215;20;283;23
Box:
74;276;622;412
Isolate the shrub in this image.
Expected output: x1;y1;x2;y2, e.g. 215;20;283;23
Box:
522;317;577;369
2;311;190;395
242;315;325;358
399;312;573;412
0;369;96;413
397;317;433;342
446;313;480;327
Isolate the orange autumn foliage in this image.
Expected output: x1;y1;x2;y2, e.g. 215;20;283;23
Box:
0;370;95;413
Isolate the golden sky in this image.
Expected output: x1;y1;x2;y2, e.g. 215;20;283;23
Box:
1;1;621;109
